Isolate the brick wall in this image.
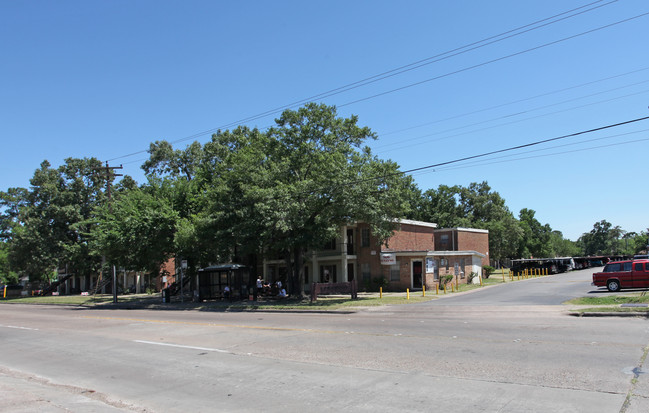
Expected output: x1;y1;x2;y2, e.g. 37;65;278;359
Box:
382;222;436;252
433;228;489;267
456;231;489;266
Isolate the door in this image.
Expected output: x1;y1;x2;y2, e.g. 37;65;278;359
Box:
412;261;423;289
633;262;649;288
347;263;355;282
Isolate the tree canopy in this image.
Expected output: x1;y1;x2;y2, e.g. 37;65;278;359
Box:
1;104;646;289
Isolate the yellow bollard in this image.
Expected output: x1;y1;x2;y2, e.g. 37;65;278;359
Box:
3;285;6;298
422;285;426;297
436;284;439;295
407;288;410;300
380;286;383;299
443;283;447;294
480;276;483;286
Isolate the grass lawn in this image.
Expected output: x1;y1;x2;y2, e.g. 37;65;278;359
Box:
0;271;547;311
565;293;649;314
0;293;159;306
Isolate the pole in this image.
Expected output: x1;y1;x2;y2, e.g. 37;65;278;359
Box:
95;162;122;304
113;265;117;304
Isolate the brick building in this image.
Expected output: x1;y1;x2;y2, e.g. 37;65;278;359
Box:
262;220;489;292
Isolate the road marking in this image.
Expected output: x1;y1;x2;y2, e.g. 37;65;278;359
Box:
134;340;230;353
0;324;39;331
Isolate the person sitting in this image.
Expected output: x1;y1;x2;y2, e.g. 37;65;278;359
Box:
223;285;230;299
278;288;287;298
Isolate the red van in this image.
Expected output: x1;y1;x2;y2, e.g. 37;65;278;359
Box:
592;259;649;292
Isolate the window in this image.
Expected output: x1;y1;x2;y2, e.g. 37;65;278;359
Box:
623;262;633;272
361;263;371;281
604;263;621;272
390;262;401;281
361;228;370;247
440;234;449;250
323;238;336;251
636;263;644;271
646;263;649;271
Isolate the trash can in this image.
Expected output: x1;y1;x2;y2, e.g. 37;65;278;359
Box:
162;288;170;303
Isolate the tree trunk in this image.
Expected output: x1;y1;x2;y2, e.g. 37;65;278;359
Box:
291;247;305;298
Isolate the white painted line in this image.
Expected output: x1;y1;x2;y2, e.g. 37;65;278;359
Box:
133;340;229;353
0;324;39;331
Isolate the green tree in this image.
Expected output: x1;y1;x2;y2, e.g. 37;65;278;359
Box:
548;230;580;257
418;181;522;263
247;103;412;296
578;220;623;256
90;185;178;276
3;158;107;283
417;185;463;227
517;208;553;258
0;242;19;284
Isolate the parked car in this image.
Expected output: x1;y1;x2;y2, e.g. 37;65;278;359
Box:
592;259;649;292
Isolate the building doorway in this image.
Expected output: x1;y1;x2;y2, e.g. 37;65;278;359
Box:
412;260;423;289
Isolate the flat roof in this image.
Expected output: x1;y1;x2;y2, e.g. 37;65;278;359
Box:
433;227;489;234
394;219;438;228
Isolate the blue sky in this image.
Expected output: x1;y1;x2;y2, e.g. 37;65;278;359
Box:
1;0;648;241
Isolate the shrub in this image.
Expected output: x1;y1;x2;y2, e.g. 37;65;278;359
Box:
483;266;495;279
440;274;454;287
373;276;389;289
467;272;479;284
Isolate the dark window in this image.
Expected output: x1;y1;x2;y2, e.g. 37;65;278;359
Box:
636;263;643;271
361;228;370;247
646;263;649;271
390;262;401;281
604;263;621;272
362;263;371;281
440;234;449;250
323;238;336;250
623;262;633;272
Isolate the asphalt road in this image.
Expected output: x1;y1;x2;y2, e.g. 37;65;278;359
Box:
1;267;649;412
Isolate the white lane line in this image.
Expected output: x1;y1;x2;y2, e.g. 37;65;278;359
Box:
0;324;39;331
133;340;229;353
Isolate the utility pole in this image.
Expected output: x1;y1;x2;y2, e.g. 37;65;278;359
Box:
96;162;123;304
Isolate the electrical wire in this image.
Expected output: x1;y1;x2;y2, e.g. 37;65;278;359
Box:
337;11;649;109
373;84;649;154
106;1;622;162
376;66;649;138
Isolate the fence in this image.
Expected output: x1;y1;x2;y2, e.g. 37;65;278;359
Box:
310;281;358;302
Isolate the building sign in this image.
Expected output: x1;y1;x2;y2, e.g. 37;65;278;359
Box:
380;253;396;265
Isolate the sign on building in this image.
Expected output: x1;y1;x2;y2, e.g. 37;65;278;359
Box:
380;253;396;265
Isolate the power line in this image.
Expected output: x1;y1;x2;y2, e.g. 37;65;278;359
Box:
428;136;649;174
412;128;649;175
373;84;649;154
337;11;649;108
401;116;649;176
106;1;620;162
376;66;649;138
262;116;649;202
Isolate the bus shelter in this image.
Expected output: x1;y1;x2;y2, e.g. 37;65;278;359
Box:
196;264;249;301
